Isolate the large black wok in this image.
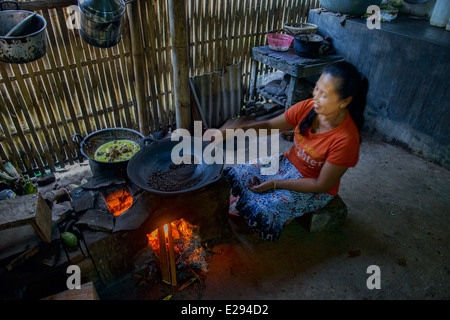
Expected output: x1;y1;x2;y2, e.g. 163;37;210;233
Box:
127;136;224;196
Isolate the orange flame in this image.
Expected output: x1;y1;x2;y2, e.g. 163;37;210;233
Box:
146;219;208;274
146;219;193;251
104;189;133;216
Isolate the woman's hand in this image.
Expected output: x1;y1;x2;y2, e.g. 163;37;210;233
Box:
203;112;294;143
248;176;276;193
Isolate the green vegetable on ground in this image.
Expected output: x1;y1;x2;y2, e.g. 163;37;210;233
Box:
61;232;78;247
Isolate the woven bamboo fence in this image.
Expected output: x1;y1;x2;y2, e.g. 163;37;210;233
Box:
0;0;320;176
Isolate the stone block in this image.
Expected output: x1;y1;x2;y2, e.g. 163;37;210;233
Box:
296;195;347;232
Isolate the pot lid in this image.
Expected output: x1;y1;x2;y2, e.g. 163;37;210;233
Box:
78;0;126;20
297;34;323;42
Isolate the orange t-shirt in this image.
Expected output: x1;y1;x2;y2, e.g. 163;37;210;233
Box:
284;98;360;196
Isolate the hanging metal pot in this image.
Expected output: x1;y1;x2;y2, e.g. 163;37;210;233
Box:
78;0;133;48
0;1;47;64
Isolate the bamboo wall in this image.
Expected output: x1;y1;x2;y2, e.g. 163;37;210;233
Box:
0;0;320;176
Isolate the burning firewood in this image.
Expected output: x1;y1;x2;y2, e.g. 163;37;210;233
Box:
146;219;208;289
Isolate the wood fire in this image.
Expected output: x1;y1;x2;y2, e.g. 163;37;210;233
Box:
103;189;133;216
146;219;208;286
147;219;194;251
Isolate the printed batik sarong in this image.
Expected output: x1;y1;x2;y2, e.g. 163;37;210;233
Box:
223;154;334;241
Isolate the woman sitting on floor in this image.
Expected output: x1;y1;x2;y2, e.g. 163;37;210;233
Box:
214;60;369;241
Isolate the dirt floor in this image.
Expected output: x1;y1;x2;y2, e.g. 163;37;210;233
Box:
94;133;450;300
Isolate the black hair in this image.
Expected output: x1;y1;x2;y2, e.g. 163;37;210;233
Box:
298;60;369;135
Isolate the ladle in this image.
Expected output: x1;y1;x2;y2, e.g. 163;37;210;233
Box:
4;12;36;37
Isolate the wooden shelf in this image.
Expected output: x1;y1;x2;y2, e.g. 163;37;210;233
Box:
249;46;343;111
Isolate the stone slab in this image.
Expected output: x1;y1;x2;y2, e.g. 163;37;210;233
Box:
296;195;348;232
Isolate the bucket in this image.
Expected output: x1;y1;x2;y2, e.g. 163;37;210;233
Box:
0;1;47;63
78;0;133;48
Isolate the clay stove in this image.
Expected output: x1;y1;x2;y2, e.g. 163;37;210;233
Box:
66;155;231;287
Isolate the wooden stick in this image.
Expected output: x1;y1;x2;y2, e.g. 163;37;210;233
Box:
192;0;201;75
206;1;213;72
160;0;174;130
176;276;198;292
127;0;149;136
166;223;177;286
168;0;192;131
157;225;171;285
224;0;233;66
139;0;159;132
180;254;204;286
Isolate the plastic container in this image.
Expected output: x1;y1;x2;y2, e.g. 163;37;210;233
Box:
267;33;294;52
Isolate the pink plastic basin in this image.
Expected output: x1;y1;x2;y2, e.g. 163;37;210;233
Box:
267;33;294;52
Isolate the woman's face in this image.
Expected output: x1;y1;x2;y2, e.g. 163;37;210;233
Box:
312;73;351;116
